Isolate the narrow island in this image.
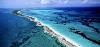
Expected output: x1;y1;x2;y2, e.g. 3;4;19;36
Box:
13;10;79;47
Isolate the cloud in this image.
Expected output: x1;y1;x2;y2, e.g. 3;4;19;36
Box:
0;0;100;8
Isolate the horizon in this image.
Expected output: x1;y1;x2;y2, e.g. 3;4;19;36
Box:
0;0;100;8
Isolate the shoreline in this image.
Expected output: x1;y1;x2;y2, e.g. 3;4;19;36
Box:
25;16;80;47
15;10;80;47
43;26;77;47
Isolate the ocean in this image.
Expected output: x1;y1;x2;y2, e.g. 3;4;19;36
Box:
20;7;100;47
0;7;100;47
0;9;65;47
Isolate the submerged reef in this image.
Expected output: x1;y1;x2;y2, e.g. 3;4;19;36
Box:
10;10;67;47
12;9;100;47
68;27;100;45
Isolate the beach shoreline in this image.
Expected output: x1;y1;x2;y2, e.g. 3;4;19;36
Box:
23;15;80;47
15;10;80;47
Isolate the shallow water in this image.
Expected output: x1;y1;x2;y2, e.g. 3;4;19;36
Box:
0;9;65;47
20;8;100;47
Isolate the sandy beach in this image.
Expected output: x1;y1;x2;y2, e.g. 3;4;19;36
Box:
43;26;78;47
14;10;81;47
24;16;79;47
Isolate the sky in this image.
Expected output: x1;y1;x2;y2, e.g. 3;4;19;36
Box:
0;0;100;8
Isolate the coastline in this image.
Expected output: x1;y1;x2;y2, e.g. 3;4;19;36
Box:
43;26;77;47
15;10;80;47
22;15;79;47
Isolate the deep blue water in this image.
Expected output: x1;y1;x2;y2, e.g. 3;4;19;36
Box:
0;7;100;47
0;9;27;47
0;9;38;47
0;9;66;47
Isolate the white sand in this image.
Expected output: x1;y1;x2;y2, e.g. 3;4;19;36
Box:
16;10;80;47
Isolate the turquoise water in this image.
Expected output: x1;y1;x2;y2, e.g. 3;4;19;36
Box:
20;9;100;47
0;9;66;47
0;8;100;47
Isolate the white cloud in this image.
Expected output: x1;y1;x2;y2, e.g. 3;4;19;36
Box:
0;0;100;8
64;0;69;4
40;0;50;4
81;0;88;4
